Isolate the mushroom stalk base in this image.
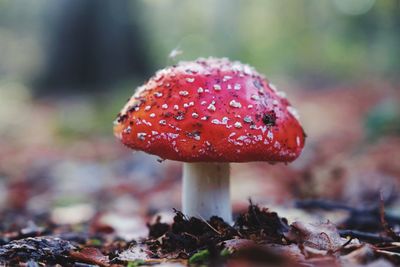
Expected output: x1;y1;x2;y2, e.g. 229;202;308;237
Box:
182;162;231;223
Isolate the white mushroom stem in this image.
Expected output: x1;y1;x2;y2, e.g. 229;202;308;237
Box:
182;162;232;223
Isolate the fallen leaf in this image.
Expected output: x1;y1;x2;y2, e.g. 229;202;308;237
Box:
69;247;109;267
285;221;343;253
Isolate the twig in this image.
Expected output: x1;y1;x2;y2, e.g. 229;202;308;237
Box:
248;198;262;226
197;214;222;235
295;199;354;212
339;230;393;243
331;236;354;254
380;191;400;241
173;208;190;221
296;199;400;226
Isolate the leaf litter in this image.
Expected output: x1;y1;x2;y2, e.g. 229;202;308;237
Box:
2;201;400;266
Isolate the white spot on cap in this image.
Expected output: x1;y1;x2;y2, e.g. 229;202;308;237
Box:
234;122;242;128
211;119;220;124
167;133;179;139
227;84;232;90
123;126;131;134
175;113;184;120
251;94;260;100
274;141;281;149
248;104;253;109
237;135;247;141
154;92;163;98
243;65;252;75
223;75;232;82
277;91;287;98
192;112;199;118
174;105;179;110
162;104;168;109
179;91;189;96
296;136;301;146
272;99;279;106
150;113;156;118
159;120;167;125
142;119;152;126
213;84;221;91
234;83;241;90
186;77;195;83
184;102;194;108
269;83;277;92
229;100;242;108
267;131;274;140
197;87;204;93
145;105;151;111
201;116;208;120
201;101;207;105
208;101;216;111
172;141;178;152
287;106;300;120
137;132;147;140
232;63;243;72
243;116;252;123
152;131;158;135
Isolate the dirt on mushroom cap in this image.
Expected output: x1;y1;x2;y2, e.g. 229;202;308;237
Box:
114;57;305;163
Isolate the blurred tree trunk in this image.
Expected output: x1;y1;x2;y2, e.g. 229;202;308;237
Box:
34;0;150;96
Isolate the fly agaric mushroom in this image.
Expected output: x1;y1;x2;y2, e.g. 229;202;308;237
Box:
114;57;305;223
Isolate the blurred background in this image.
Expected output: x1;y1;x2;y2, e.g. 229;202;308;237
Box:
0;0;399;237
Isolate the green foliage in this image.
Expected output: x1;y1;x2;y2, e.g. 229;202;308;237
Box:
189;249;210;264
89;239;102;246
220;248;231;257
365;99;400;140
127;259;145;267
188;248;232;264
138;0;400;80
0;1;398;84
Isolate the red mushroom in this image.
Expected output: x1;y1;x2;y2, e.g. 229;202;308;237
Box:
114;57;305;223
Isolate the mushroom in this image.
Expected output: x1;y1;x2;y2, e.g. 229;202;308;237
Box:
114;57;305;223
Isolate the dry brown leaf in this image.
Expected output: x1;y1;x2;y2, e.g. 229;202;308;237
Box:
285;221;343;253
69;247;109;267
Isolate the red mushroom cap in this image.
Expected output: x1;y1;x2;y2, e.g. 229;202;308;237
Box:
114;57;305;162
